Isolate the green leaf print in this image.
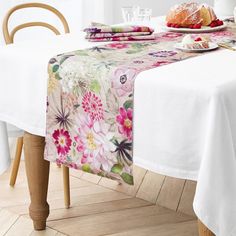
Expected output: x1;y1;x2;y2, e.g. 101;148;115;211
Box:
112;27;123;33
52;64;59;73
75;51;89;56
90;80;101;93
55;73;62;80
126;50;140;54
123;100;133;109
111;164;123;174
82;164;92;173
121;172;134;185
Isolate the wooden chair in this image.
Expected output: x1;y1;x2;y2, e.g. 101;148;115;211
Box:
2;2;71;208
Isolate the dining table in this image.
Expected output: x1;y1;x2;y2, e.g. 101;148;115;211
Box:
1;16;236;236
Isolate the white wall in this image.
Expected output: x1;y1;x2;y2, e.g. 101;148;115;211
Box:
0;0;108;44
111;0;214;24
0;0;83;44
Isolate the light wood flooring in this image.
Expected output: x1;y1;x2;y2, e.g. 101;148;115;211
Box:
0;139;198;236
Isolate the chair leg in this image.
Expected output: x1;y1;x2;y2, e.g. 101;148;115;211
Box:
62;165;70;208
9;137;23;187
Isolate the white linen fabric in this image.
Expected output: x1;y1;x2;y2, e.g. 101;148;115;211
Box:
133;50;236;236
0;20;236;235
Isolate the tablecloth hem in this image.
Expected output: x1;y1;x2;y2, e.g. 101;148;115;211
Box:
194;200;236;236
0;114;45;137
134;156;198;181
193;200;218;235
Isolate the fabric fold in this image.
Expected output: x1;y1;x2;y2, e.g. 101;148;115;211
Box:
86;31;152;39
84;25;154;34
87;34;156;42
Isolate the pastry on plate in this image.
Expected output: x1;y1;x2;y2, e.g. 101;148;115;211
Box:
166;2;223;29
181;34;210;49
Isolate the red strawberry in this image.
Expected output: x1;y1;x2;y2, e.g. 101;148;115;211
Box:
218;20;223;26
167;22;172;27
210;22;217;27
193;24;201;29
195;37;202;41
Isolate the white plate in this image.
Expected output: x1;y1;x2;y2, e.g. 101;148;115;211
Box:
163;24;227;33
174;42;219;52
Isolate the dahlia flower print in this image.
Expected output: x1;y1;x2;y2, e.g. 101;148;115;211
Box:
111;67;138;97
116;107;133;140
149;50;177;58
82;92;104;121
74;115;116;172
52;129;72;156
106;43;129;49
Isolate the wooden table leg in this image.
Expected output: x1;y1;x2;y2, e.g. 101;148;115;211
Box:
24;132;50;230
198;219;214;236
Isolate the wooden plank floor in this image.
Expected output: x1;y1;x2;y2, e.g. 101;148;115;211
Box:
0;139;198;236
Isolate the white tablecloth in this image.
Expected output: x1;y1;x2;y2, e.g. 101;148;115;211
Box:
0;19;236;236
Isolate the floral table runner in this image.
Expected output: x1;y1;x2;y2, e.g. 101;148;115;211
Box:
45;23;236;185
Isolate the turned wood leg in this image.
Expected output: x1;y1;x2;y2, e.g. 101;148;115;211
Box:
62;165;70;209
198;220;214;236
9;137;23;186
24;132;50;230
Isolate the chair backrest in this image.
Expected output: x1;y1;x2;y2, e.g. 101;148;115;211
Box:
2;2;70;44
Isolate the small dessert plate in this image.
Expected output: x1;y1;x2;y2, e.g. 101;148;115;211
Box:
174;42;219;52
163;24;227;33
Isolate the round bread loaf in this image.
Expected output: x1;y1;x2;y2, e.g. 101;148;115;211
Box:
166;2;217;27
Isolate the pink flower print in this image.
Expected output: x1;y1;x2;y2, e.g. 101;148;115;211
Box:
111;67;138;97
74;115;115;171
152;60;171;67
133;26;153;33
161;32;183;39
82;92;104;121
107;43;129;49
149;51;177;58
211;31;233;37
69;163;78;169
53;129;72;156
116;107;133;140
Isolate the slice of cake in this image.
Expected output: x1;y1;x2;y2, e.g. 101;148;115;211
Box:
181;35;210;49
166;2;223;28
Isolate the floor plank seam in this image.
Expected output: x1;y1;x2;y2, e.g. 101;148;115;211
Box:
16;195;135;219
2;213;20;236
47;204;159;223
69;176;102;187
99;217;197;236
135;170;148;198
46;204;155;222
46;226;70;236
155;176;166;204
97;175;102;185
176;179;187;212
69;174;83;179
